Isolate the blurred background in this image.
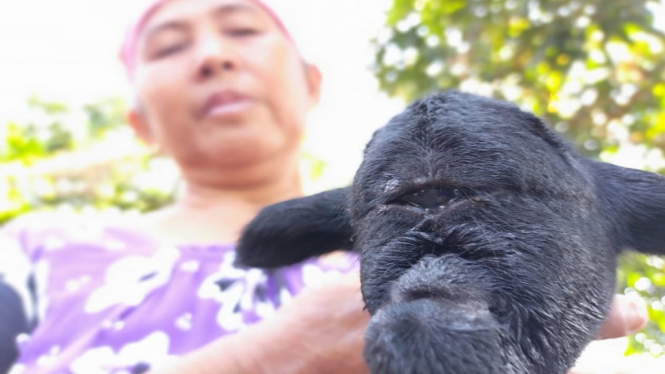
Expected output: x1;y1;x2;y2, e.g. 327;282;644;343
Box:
1;0;664;371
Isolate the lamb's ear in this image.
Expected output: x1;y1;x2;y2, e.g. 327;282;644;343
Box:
593;161;665;255
235;187;353;268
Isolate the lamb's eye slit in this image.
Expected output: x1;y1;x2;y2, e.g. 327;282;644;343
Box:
396;188;462;211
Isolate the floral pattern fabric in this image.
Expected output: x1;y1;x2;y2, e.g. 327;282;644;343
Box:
0;212;358;374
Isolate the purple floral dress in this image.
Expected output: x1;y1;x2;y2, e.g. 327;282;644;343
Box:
0;211;359;374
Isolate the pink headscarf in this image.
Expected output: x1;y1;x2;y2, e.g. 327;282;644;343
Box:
119;0;296;80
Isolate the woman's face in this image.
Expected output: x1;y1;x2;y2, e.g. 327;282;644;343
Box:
130;0;320;172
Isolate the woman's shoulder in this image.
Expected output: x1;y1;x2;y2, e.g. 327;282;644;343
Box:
1;209;153;251
4;208;132;233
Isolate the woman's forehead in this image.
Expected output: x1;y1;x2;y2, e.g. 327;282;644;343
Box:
143;0;266;31
140;0;275;48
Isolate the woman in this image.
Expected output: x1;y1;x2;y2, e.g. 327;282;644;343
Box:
0;0;648;373
2;1;365;372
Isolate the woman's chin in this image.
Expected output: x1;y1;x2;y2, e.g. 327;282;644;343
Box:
202;143;292;169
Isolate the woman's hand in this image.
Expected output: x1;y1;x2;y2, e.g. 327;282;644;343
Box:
568;294;648;374
594;294;648;340
247;272;370;374
149;272;370;374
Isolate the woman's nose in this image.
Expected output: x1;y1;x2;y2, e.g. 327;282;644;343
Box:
194;33;238;80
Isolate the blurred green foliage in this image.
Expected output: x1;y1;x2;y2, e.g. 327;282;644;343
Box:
0;97;176;225
375;0;665;157
375;0;665;356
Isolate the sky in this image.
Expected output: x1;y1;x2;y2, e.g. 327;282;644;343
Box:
0;0;404;189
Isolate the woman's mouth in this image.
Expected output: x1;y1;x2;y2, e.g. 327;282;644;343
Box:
199;90;255;119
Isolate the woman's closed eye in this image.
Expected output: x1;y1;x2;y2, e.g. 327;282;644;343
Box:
225;27;260;37
153;43;187;58
145;27;189;60
220;11;267;39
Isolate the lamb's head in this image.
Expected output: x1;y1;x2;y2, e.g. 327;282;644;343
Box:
237;91;665;373
349;92;619;373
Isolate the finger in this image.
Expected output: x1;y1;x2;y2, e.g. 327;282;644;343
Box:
596;294;648;340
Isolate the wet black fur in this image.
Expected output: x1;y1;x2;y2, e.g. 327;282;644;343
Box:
236;91;665;373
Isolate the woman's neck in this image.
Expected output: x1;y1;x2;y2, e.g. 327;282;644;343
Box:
140;162;303;246
177;171;303;213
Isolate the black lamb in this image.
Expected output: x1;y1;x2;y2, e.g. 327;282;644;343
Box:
236;91;665;374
